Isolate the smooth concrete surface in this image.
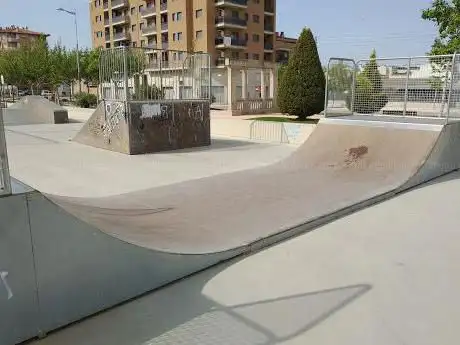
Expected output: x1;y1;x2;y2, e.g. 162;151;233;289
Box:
5;123;295;197
28;170;460;345
46;119;460;254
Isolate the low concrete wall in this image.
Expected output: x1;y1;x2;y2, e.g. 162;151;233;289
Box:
211;118;315;145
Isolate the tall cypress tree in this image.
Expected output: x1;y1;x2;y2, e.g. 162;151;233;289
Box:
353;49;388;113
277;28;325;120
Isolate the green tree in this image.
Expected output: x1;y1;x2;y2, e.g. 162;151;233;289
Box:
351;50;388;114
48;43;75;101
422;0;460;55
276;63;288;112
277;27;325;119
80;48;101;91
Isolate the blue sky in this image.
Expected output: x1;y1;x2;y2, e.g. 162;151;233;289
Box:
0;0;438;62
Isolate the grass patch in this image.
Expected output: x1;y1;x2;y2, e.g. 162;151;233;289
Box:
247;116;319;124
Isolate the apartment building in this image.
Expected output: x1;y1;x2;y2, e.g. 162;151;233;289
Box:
274;31;296;64
0;26;49;50
90;0;277;66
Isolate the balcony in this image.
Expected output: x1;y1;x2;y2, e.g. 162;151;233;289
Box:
140;6;156;18
105;33;111;41
112;14;129;26
161;22;168;31
103;2;109;11
146;42;158;49
6;36;19;43
215;57;227;66
104;18;110;26
111;0;129;10
161;41;169;49
215;16;247;28
113;31;130;41
160;2;167;12
264;2;275;14
215;0;248;8
264;23;274;32
264;43;274;51
141;25;157;36
215;36;247;48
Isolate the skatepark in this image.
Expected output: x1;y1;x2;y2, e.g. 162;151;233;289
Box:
1;52;460;344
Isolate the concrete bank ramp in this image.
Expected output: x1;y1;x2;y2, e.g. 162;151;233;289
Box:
4;115;460;345
4;96;68;125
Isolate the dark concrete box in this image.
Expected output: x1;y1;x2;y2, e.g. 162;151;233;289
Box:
74;100;211;155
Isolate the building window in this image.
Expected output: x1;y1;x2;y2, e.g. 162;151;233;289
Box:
253;14;260;23
231;52;239;59
173;32;183;41
139;5;144;12
131;24;136;32
131;7;136;14
252;53;259;60
254;0;260;3
172;11;182;21
245;53;249;59
253;34;260;42
132;42;137;47
140;23;144;30
196;9;203;18
232;10;239;18
196;30;203;39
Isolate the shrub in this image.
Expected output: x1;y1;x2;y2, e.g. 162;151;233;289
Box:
277;28;325;120
74;92;97;108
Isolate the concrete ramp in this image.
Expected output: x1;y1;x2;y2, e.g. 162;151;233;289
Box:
4;96;68;125
49;116;460;254
3;116;460;345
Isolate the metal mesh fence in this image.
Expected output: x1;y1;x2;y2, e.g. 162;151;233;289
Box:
325;54;460;120
99;47;212;102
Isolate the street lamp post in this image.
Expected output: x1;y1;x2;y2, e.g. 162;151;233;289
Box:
57;7;82;94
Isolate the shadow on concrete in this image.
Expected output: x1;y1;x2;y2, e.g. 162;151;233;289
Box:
152;137;267;155
27;257;370;345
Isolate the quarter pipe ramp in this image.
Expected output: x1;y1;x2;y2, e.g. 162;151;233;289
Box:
2;116;460;345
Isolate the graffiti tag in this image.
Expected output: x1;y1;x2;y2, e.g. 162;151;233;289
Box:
140;104;169;120
0;271;13;300
103;102;125;140
187;103;204;122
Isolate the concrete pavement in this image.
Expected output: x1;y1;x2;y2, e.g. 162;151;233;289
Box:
5;123;296;197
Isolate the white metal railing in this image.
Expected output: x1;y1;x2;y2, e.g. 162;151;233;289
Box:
324;54;460;122
232;99;274;115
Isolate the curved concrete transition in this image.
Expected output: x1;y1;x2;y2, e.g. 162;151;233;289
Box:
4;96;69;125
48;116;460;255
3;115;460;345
